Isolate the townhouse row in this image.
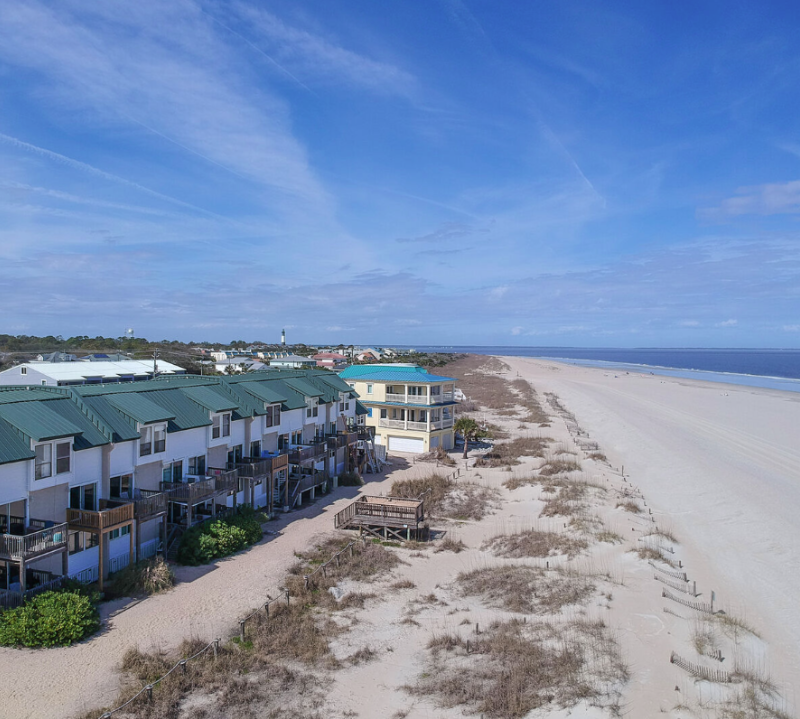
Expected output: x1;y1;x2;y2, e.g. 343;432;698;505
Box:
0;370;366;602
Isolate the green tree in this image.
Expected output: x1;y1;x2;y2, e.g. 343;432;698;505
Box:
454;417;484;459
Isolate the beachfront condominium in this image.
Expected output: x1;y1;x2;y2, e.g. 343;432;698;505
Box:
339;364;456;454
0;369;366;603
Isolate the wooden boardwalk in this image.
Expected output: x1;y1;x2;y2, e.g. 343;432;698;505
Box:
334;496;425;540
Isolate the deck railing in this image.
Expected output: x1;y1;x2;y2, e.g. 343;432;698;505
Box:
0;570;67;609
334;496;424;528
288;443;327;464
0;522;69;560
337;431;358;447
67;502;134;532
161;468;238;504
132;489;168;519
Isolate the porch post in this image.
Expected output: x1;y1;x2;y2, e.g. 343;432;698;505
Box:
129;520;136;564
19;558;26;592
98;533;105;591
61;547;68;578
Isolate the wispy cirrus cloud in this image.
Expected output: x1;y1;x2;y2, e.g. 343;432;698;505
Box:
700;180;800;218
229;2;417;98
0;1;333;219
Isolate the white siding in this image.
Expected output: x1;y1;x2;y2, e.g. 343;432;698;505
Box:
0;460;30;506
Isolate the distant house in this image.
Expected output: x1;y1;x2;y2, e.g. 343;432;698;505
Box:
0;359;186;387
340;364;456;454
356;348;382;362
213;357;268;374
35;352;78;362
269;354;317;370
313;352;348;369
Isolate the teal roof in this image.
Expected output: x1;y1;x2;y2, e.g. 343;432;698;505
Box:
339;365;455;383
183;386;239;413
283;377;324;399
45;398;110;451
0;401;84;442
143;390;212;432
0;416;35;465
355;400;370;416
80;396;141;442
107;393;177;424
230;380;287;407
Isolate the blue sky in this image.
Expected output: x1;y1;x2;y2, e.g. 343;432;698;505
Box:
0;1;799;347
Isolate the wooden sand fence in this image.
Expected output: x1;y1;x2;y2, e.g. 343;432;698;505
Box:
95;538;370;718
670;652;735;684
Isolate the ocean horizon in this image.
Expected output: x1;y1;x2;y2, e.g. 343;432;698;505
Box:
403;346;800;393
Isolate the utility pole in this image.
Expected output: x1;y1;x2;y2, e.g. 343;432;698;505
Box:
153;348;159;378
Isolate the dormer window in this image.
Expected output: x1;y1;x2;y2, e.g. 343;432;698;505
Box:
212;412;231;439
35;440;71;479
140;424;166;457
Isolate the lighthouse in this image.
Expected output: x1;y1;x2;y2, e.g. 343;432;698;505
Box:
281;328;286;346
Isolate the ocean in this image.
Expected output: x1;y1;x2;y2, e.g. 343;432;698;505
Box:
408;346;800;393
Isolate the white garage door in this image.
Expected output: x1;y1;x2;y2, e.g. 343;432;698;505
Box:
388;436;425;454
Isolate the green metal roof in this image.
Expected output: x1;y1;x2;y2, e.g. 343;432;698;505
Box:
183;385;239;413
355;400;370;416
106;393;177;425
80;396;141;442
262;380;307;410
145;389;212;431
0;388;62;403
0;416;35;465
315;373;355;395
0;401;84;442
233;381;287;406
283;378;324;398
45;399;110;451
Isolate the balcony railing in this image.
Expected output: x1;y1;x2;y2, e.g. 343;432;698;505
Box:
0;521;69;561
406;420;428;431
227;453;289;479
131;489;168;520
287;443;327;464
161;468;238;505
432;418;454;429
384;392;453;405
379;418;406;429
0;570;67;609
337;430;358;447
67;501;134;532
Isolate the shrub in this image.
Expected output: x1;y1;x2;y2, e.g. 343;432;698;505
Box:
109;557;174;597
0;591;99;647
338;471;364;486
177;507;263;565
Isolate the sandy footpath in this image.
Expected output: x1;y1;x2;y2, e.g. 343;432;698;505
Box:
504;356;800;703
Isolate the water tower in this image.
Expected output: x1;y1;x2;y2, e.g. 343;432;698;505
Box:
125;328;134;340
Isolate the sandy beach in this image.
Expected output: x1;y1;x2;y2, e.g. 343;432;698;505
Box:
1;355;798;718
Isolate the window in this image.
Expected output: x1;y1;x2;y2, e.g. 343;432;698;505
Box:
110;474;133;499
56;441;71;474
21;366;27;375
380;408;387;419
41;380;47;386
69;531;99;555
188;455;206;476
222;413;230;437
163;461;183;483
291;430;302;445
109;525;130;540
154;425;166;453
250;440;261;459
35;443;52;480
367;408;373;418
430;385;441;396
366;384;373;394
212;415;221;439
306;405;319;418
140;426;152;456
70;483;96;511
278;433;289;450
227;445;243;465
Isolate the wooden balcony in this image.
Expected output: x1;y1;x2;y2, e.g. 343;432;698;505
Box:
228;453;289;479
131;490;168;521
67;501;134;533
288;442;328;464
337;431;358;447
0;520;69;561
161;468;238;505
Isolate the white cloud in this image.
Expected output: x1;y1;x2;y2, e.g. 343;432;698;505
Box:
510;326;523;335
716;319;738;327
701;180;800;218
679;320;700;327
783;324;800;332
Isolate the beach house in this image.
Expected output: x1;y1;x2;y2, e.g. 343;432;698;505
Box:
339;364;456;454
0;369;361;604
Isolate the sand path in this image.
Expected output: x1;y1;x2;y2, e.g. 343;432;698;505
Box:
504;356;800;700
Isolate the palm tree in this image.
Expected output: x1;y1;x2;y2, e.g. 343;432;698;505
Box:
454;417;483;459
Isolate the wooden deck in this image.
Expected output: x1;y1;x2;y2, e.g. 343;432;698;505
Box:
334;496;425;540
